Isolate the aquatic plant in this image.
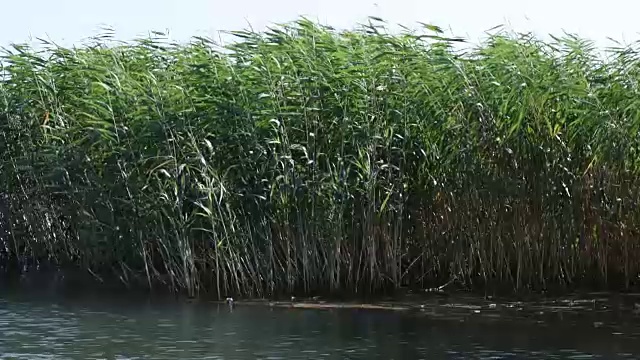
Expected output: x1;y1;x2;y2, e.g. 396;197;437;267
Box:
1;18;640;297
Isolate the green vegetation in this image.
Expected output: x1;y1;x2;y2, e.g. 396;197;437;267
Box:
1;18;640;298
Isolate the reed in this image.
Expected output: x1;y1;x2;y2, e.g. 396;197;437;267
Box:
1;18;640;298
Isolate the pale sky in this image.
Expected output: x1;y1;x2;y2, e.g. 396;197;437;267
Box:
0;0;638;48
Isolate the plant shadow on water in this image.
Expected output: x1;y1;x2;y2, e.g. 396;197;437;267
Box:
1;284;640;359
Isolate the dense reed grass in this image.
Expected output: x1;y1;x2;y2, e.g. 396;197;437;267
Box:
1;18;640;298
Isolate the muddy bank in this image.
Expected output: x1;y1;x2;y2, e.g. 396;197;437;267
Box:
214;293;640;311
209;293;640;334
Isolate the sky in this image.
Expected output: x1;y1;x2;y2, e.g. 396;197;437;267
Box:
0;0;638;49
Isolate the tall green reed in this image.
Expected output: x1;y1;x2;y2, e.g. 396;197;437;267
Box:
1;18;640;297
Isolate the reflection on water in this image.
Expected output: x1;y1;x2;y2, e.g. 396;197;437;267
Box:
0;286;640;359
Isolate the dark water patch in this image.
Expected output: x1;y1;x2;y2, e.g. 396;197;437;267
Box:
1;286;640;359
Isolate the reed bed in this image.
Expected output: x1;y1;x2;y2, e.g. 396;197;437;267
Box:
1;18;640;298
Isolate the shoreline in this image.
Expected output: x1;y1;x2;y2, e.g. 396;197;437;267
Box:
3;266;640;304
2;267;640;320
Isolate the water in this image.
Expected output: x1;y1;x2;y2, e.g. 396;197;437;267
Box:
1;286;640;359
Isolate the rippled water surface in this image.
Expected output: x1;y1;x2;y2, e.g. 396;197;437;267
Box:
1;286;640;359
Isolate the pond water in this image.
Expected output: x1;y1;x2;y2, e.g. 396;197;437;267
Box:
1;284;640;359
